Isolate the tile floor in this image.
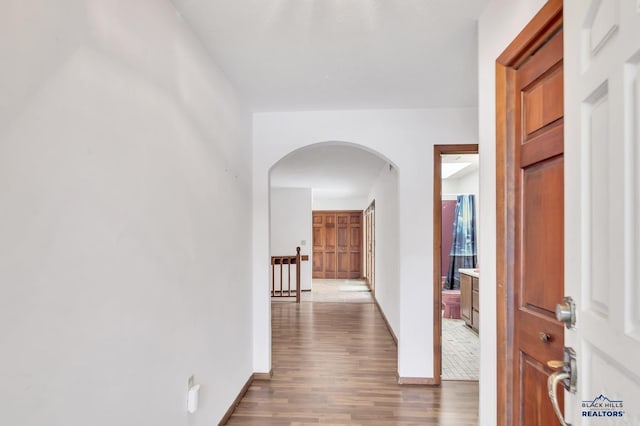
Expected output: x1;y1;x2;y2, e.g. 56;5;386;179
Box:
441;318;480;380
301;279;373;303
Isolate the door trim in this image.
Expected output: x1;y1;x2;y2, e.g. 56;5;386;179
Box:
364;200;375;294
495;0;562;423
432;144;478;385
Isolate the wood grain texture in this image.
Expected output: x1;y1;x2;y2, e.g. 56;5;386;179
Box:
313;211;362;279
495;1;563;424
513;28;564;425
223;302;479;425
495;61;511;426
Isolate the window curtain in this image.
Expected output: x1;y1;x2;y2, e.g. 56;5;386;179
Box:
445;194;477;290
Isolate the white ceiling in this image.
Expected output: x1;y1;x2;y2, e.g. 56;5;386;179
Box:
170;0;488;111
270;143;387;201
441;153;479;180
170;2;486;200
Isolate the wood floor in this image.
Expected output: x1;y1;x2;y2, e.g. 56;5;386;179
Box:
224;300;479;425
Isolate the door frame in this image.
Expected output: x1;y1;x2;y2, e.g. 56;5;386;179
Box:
432;143;479;385
495;0;563;423
364;200;375;294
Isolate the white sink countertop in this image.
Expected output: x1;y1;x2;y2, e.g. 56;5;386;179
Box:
458;268;479;278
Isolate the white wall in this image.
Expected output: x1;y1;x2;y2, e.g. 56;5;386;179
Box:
367;164;400;336
443;169;480;235
312;196;368;211
252;108;478;379
477;1;546;424
443;169;480;197
269;188;312;291
0;1;253;425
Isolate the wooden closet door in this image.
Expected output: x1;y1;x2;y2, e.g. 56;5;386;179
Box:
312;213;336;279
364;202;375;292
347;212;362;279
312;214;325;278
312;211;362;279
324;214;336;278
336;213;349;278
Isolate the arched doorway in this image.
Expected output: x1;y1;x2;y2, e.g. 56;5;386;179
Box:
267;140;400;364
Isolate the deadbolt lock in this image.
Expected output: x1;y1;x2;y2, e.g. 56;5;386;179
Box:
555;296;576;329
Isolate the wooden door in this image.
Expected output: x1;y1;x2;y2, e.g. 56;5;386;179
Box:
312;211;362;279
336;213;350;277
496;1;564;423
347;213;362;279
312;213;335;278
364;201;375;292
514;28;565;426
564;0;640;423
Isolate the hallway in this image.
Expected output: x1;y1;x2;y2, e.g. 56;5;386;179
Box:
224;296;479;425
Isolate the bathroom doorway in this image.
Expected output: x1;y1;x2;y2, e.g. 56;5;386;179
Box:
433;145;479;382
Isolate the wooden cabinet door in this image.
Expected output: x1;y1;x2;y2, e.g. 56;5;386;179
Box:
460;273;472;326
312;211;362;279
471;277;479;332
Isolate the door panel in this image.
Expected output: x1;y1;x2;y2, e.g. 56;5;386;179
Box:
312;225;323;249
337;225;348;250
523;67;563;136
336;213;349;278
350;226;361;249
337;252;349;275
312;251;324;276
347;212;362;279
312;216;324;277
324;214;337;278
349;253;361;277
324;250;336;277
522;355;561;426
522;157;564;313
564;1;640;422
325;216;336;249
